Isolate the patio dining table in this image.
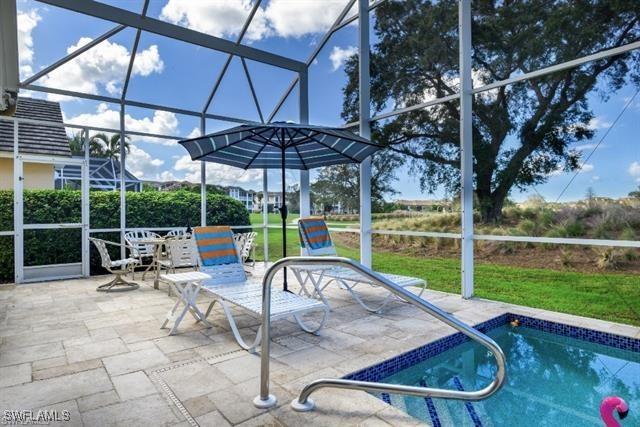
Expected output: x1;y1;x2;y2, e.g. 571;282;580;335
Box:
137;236;166;289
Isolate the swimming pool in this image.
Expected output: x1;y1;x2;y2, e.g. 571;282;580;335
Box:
345;314;639;426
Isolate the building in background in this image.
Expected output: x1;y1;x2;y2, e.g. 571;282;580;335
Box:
226;186;255;211
0;97;70;189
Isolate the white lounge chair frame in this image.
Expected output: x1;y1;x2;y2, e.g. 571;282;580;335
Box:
90;238;140;292
162;230;329;352
293;221;427;313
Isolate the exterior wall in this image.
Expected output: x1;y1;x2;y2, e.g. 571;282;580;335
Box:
0;157;55;190
227;187;254;211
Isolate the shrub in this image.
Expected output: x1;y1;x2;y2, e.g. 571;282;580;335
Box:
596;248;622;270
0;190;249;281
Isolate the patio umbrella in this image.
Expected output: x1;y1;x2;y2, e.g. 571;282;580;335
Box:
178;122;381;291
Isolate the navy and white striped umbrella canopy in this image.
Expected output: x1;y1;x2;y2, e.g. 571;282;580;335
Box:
178;122;381;170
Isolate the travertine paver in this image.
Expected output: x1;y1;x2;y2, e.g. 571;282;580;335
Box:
65;338;129;363
102;346;169;376
0;368;112;410
0;362;31;387
112;371;157;401
81;394;179;426
1;268;638;426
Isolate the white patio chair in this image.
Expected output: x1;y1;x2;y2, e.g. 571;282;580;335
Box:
292;217;427;313
165;228;189;238
159;234;198;295
233;231;257;269
161;226;328;351
124;230;160;259
124;230;161;277
90;238;140;292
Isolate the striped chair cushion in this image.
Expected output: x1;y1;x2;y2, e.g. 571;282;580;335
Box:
193;226;239;266
298;218;333;250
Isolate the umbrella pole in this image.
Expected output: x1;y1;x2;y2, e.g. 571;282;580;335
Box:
281;144;289;291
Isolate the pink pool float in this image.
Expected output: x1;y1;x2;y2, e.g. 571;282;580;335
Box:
600;396;629;427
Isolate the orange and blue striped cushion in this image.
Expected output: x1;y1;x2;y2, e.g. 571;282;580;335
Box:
193;226;239;266
298;218;333;250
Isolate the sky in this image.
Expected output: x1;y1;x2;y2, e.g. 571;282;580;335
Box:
14;0;640;203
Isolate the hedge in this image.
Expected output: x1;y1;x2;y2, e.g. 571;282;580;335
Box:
0;190;250;281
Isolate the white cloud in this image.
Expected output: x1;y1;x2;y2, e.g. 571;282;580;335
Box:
574;143;607;151
629;161;640;182
186;127;201;138
579;163;594;173
329;46;357;72
160;0;349;40
587;117;612;130
169;154;263;186
264;0;347;38
127;145;166;180
64;103;179;145
39;38;163;101
16;9;41;78
548;163;594;177
160;0;270;41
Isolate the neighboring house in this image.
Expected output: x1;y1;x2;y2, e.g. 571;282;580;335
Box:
0;97;142;192
252;191;283;213
55;157;142;191
226;186;255;210
0;97;71;189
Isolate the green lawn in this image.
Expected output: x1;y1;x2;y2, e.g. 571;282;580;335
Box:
247;218;640;326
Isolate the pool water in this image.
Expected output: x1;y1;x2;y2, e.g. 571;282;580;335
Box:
377;325;640;426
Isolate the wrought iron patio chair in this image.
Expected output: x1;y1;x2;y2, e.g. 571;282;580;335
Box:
90;237;140;292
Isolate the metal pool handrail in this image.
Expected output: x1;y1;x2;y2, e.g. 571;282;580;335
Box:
252;256;507;412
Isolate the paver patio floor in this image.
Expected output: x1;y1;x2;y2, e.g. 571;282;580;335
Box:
1;265;638;426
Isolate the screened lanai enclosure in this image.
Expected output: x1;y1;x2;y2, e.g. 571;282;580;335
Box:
1;0;639;296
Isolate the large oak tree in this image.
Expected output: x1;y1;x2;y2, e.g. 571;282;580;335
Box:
342;0;640;222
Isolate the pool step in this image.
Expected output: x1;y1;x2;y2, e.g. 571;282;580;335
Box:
419;379;443;427
453;376;484;427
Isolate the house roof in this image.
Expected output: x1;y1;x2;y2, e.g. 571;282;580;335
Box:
0;97;71;157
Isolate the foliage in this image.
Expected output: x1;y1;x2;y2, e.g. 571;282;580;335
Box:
341;0;640;222
310;151;403;213
0;190;249;281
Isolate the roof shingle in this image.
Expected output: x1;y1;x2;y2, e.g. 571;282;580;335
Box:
0;97;71;157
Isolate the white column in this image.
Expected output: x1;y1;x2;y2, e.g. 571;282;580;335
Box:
262;169;269;264
200;116;206;226
119;104;126;259
358;0;372;268
13;120;23;284
81;127;90;277
459;0;474;298
299;69;311;219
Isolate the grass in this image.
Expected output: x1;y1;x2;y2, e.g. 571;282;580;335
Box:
248;216;640;326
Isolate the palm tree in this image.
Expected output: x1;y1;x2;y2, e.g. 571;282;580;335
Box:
89;133;130;160
68;133;109;157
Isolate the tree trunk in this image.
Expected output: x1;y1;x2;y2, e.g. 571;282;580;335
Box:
478;192;505;223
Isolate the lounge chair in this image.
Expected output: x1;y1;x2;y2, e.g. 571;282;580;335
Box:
161;226;328;351
292;217;427;313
